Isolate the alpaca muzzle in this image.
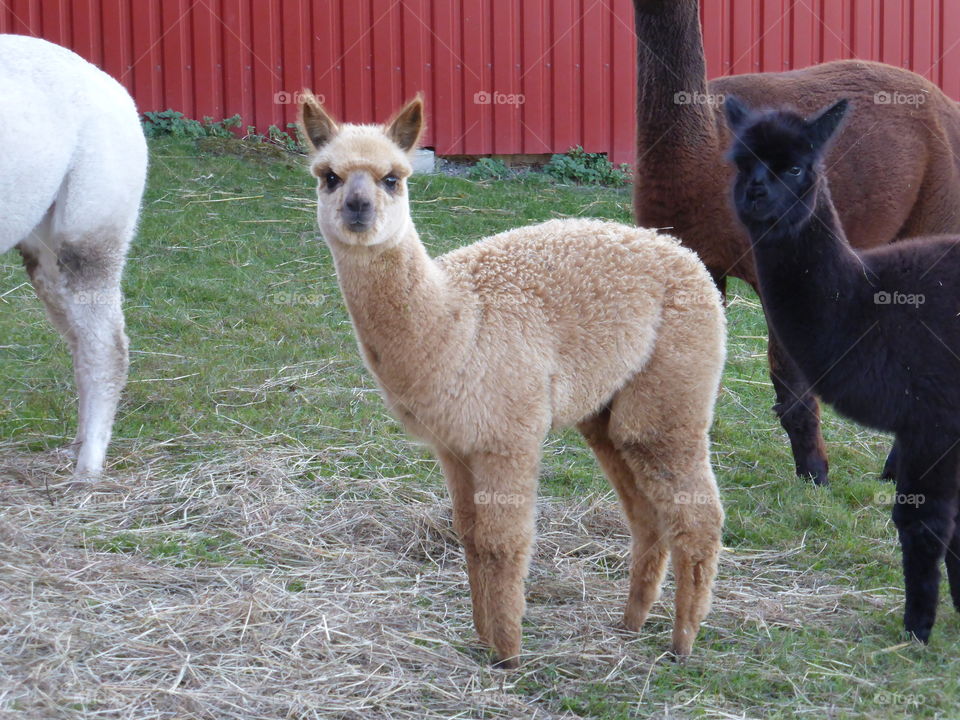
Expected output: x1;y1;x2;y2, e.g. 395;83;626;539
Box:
742;183;772;218
342;192;374;233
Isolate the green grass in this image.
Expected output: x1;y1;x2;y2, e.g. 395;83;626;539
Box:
2;135;958;718
85;528;262;567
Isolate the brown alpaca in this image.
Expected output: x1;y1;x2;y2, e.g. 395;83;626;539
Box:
298;93;727;667
634;0;960;485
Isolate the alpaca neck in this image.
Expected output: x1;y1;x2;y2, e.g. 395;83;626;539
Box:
330;222;463;395
750;184;870;373
634;0;716;151
632;0;732;272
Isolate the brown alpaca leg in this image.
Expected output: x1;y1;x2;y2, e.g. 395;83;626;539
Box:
619;437;723;659
578;411;668;631
467;449;538;669
436;450;489;645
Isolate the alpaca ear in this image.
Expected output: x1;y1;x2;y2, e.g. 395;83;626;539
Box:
386;94;425;154
723;95;751;133
807;99;850;152
299;91;339;151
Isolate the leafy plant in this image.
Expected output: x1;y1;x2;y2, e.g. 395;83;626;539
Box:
243;122;306;153
543;146;631;186
266;123;306;153
468;157;510;181
142;109;242;139
144;110;306;154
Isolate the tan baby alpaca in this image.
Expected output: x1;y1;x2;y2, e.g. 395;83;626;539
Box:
299;93;727;668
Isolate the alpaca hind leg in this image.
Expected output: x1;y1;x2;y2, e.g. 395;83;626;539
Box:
619;438;723;658
70;280;128;479
579;410;668;631
467;449;538;668
28;236;129;479
893;441;960;642
945;510;960;614
18;243;82;456
768;336;829;485
18;244;76;343
437;450;490;645
605;297;724;657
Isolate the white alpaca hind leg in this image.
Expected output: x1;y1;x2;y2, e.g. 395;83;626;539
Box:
23;236;129;479
19;236;80;460
67;279;129;480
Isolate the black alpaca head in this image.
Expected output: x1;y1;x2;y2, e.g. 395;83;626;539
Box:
724;96;850;235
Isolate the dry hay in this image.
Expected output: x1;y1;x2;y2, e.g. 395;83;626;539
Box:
0;440;888;719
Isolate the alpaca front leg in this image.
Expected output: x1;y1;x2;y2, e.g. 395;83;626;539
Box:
437;451;490;645
768;336;829;485
469;450;538;668
881;441;900;482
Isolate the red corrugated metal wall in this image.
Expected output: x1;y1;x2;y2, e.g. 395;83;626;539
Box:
2;1;960;166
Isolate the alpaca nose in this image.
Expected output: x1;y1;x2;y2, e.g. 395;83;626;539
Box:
343;192;374;231
746;182;767;200
345;194;371;215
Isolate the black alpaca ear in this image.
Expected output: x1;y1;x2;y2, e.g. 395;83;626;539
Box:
806;99;851;152
723;95;751;133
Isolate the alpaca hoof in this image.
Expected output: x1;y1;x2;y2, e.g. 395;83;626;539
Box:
794;453;829;486
670;627;695;659
622;608;648;633
796;466;829;486
802;466;829;487
492;653;519;670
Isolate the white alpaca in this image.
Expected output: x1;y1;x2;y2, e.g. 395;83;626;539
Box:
299;94;727;667
0;35;148;479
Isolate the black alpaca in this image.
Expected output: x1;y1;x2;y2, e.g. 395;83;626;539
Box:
725;95;960;643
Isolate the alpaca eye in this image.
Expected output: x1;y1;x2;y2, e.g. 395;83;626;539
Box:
787;166;803;177
325;171;341;190
382;174;399;191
